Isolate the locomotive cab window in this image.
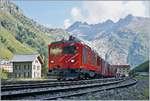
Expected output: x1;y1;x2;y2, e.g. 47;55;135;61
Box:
50;46;62;55
63;46;77;54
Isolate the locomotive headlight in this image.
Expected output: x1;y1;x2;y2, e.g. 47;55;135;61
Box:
71;59;75;63
50;60;54;63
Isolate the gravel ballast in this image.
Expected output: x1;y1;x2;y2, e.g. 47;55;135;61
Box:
64;77;149;100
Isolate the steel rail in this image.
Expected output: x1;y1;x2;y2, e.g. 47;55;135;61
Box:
1;78;123;91
1;78;125;100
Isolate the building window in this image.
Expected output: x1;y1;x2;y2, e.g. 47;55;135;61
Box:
35;60;38;63
28;64;30;70
34;72;36;78
28;72;30;77
15;66;17;70
37;73;39;77
16;65;18;70
18;74;20;78
21;74;23;78
18;65;20;70
37;66;40;70
24;72;26;78
17;74;19;78
24;65;26;70
33;65;36;70
25;72;28;78
14;65;16;70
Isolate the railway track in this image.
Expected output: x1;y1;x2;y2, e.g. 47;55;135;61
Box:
1;77;137;100
1;78;121;91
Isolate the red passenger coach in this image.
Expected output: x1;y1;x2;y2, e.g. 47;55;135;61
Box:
48;36;116;80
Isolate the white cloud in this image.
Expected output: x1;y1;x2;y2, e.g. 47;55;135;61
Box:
71;7;83;21
69;1;148;24
63;19;71;29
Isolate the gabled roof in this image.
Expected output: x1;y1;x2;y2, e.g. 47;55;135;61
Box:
11;54;44;64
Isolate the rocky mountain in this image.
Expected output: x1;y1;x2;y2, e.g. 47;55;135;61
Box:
0;0;69;59
67;14;149;68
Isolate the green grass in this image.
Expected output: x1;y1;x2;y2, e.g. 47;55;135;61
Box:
0;11;54;59
134;75;149;99
0;27;35;59
133;60;149;72
143;88;149;99
0;42;13;59
134;75;149;80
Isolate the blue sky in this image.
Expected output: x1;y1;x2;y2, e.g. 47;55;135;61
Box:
13;1;149;29
13;1;82;28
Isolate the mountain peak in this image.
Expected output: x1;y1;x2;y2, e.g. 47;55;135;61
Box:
116;14;134;27
125;14;133;20
66;21;89;31
104;19;114;24
73;21;89;25
0;0;23;15
118;14;133;22
74;21;82;25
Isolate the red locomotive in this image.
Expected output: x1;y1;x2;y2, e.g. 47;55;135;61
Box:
48;36;117;80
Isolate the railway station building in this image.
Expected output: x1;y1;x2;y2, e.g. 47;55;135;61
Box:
11;54;43;79
111;64;130;77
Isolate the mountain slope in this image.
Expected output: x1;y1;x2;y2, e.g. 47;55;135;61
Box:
67;15;149;68
132;60;149;72
0;0;69;59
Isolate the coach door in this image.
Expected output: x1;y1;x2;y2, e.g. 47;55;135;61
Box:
82;47;87;64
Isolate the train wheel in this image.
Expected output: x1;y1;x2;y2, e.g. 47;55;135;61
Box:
79;73;85;80
85;73;90;79
57;78;61;81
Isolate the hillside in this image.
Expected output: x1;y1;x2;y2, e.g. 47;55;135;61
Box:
133;60;149;72
0;0;69;59
67;14;150;68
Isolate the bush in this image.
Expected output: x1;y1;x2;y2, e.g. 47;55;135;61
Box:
41;58;48;78
129;70;138;77
7;46;16;53
1;69;8;80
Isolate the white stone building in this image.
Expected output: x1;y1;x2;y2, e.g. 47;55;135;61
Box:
11;54;43;79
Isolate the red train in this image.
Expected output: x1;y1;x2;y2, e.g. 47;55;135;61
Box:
48;36;117;80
